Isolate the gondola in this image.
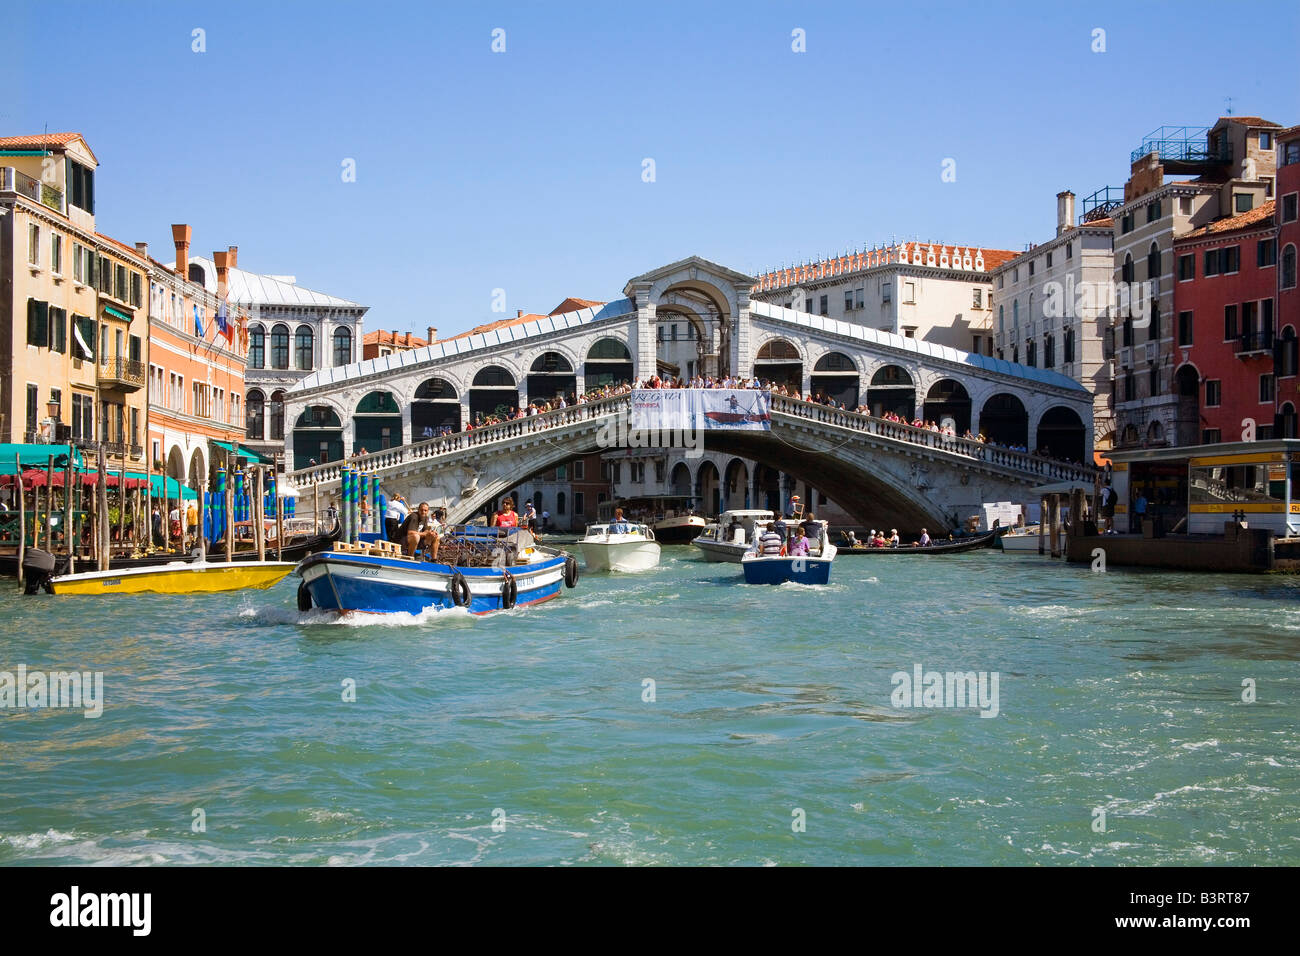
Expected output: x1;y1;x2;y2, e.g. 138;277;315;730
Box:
835;527;1006;555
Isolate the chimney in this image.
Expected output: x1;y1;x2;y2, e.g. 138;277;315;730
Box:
135;241;148;258
1056;191;1075;237
427;326;437;343
226;245;238;269
213;249;230;300
171;224;191;278
404;332;411;347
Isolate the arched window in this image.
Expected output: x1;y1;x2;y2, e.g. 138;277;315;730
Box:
295;325;314;370
248;324;265;369
1012;300;1019;328
270;323;290;369
1122;253;1134;284
1283;244;1297;290
333;327;352;366
245;389;265;441
556;491;566;515
1148;242;1161;290
998;305;1004;334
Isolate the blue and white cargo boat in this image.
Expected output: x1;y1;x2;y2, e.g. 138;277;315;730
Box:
740;519;836;585
294;526;579;615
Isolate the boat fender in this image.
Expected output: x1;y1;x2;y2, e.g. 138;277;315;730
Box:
297;581;313;612
450;571;471;608
500;571;517;609
564;555;579;588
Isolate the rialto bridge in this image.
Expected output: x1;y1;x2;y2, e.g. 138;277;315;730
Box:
283;257;1095;528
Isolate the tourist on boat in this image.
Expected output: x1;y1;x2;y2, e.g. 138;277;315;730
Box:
753;522;784;556
385;494;409;542
872;530;887;548
772;513;788;543
788;527;810;556
888;528;900;548
401;502;441;560
610;508;630;534
523;500;537;531
493;497;520;529
918;528;932;547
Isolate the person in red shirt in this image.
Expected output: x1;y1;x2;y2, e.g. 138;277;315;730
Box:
493;497;519;529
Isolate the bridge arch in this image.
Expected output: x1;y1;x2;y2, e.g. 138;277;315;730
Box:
723;457;750;510
583;338;633;391
642;264;746;379
867;364;916;419
470;364;519;423
354;390;402;454
810;350;861;407
412;376;462;438
753;337;804;391
978;393;1029;447
1034;405;1086;463
695;459;722;517
527;350;577;405
668;459;693;497
923;379;972;434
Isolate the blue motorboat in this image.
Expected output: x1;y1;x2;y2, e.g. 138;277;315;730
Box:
294;526;579;615
740;519;837;585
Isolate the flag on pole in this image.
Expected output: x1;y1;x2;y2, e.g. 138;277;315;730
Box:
216;299;232;342
193;304;203;337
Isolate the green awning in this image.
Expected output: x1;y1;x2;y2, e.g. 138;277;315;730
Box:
210;439;272;464
0;443;85;475
103;305;133;321
143;474;197;500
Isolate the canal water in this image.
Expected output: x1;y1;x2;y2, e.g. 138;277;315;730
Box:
2;549;1298;866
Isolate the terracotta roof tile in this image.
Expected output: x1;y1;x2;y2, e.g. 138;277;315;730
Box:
94;232;148;262
1178;200;1276;240
364;330;428;348
549;297;605;315
0;132;83;148
1219;116;1282;128
753;242;1016;292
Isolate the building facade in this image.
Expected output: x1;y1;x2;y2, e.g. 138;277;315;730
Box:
992;191;1115;448
144;225;250;489
0;133;149;476
1278;126;1300;437
1110;117;1281;449
751;242;1015;355
168;252;368;466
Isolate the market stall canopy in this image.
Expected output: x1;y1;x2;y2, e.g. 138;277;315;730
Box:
0;443;85;474
0;470;149;489
210;439;273;464
148;474;198;500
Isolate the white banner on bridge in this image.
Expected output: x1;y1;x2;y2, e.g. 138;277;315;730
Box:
628;389;771;431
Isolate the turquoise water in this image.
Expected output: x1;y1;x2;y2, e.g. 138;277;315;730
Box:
2;549;1298;865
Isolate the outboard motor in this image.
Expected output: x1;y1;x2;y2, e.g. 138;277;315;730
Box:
22;548;57;595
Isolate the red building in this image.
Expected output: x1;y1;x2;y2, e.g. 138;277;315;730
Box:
1172;201;1279;443
1277;125;1300;436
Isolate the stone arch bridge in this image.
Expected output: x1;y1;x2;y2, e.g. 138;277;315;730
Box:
284;257;1095;527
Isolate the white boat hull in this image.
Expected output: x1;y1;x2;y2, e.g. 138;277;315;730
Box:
579;538;662;573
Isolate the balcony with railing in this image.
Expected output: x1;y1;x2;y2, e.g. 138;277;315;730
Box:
1130;126;1231;168
1;167;65;214
1080;186;1124;224
1235;329;1274;356
99;357;146;391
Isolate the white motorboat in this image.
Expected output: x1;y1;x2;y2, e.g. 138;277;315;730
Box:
598;496;705;544
692;509;775;562
999;526;1047;552
579;521;661;572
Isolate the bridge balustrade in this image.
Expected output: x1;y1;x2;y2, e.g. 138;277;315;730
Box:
290;390;1096;486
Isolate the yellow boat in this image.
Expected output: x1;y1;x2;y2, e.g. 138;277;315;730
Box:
48;560;296;595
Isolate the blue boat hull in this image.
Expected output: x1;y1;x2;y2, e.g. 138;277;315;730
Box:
298;551;569;614
740;555;833;585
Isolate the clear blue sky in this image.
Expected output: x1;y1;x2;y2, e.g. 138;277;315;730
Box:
7;0;1297;337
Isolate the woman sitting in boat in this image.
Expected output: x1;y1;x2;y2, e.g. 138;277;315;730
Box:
871;530;888;548
493;497;519;529
888;528;900;548
788;527;810;557
401;502;441;560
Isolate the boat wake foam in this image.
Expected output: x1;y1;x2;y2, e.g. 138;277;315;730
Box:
236;604;473;627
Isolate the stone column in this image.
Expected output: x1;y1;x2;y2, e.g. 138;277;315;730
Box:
633;284;656;384
731;289;752;382
401;401;413;447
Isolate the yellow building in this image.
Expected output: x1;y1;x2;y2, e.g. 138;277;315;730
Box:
0;132;148;475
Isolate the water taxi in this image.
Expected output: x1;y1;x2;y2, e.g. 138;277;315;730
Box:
692;509;775;562
741;519;836;584
294;526;578;615
47;560;295;595
579;521;661;573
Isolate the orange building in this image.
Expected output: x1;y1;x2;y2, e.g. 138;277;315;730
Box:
143;225;251;491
